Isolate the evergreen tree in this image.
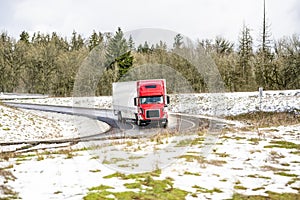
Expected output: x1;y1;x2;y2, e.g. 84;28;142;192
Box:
70;31;84;51
214;37;234;55
105;27;133;79
173;33;183;49
19;31;30;44
256;0;274;89
88;30;103;51
128;35;135;51
238;23;254;89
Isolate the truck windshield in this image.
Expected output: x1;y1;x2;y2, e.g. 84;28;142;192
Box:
140;96;163;104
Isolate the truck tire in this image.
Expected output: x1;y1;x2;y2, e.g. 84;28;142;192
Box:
117;112;123;122
163;120;168;128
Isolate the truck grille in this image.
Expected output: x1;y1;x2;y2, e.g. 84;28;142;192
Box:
146;110;160;118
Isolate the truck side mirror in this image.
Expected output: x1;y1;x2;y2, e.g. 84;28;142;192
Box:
134;97;138;106
166;96;170;104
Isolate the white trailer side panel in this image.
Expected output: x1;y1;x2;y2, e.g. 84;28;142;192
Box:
112;81;137;119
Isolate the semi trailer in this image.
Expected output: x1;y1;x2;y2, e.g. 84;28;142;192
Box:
112;79;170;127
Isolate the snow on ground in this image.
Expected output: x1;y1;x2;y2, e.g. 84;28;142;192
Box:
1;90;300;199
170;89;300;116
0;104;109;143
0;104;76;143
5;89;300;116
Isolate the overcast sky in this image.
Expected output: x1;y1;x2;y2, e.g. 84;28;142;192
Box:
0;0;299;45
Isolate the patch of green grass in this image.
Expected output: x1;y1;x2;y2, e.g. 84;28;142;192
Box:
2;127;10;131
264;140;300;149
290;150;300;155
232;192;300;200
285;177;300;186
247;174;271;179
174;138;193;147
190;137;205;146
183;171;201;176
36;155;44;161
219;178;228;182
84;190;113;200
291;187;300;192
275;172;298;177
280;163;290;167
103;169;162;180
178;154;205;163
232;136;247;140
248;138;261;144
124;182;142;189
234;185;247;190
128;155;144;160
89;169;101;173
215;152;230;157
85;174;188;200
192;185;222;193
90;155;100;160
88;184;114;191
252;187;265;191
291;160;300;163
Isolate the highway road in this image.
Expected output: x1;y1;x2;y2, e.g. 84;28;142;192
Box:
2;102;206;146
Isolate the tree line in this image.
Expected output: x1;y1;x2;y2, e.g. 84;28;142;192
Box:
0;26;299;96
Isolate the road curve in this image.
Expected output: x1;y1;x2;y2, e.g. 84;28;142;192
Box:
1;102;203;146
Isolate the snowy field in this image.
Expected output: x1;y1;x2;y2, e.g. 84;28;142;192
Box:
4;89;300;116
1;90;300;199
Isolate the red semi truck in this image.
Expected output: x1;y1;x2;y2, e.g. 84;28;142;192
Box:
112;79;170;127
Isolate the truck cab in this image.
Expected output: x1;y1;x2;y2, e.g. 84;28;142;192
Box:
134;80;169;127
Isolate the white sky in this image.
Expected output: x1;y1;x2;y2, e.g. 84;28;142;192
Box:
0;0;299;46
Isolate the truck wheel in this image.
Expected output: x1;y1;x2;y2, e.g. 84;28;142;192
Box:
163;120;168;128
118;112;123;122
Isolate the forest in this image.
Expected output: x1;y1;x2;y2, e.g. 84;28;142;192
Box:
0;25;299;96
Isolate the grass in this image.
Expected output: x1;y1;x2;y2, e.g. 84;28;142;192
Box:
286;177;300;186
264;140;300;149
85;173;188;200
177;154;227;166
275;172;298;177
290;150;300;155
178;154;205;163
0;170;19;199
261;165;290;172
234;185;247;190
247;174;271;179
103;169;162;180
88;184;114;191
128;155;144;160
252;187;265;191
207;159;227;166
192;185;223;193
225;111;300;127
248;137;261;144
232;191;300;200
2;127;11;131
175;138;193;147
215;152;230;157
183;171;201;176
89;169;101;173
102;157;126;164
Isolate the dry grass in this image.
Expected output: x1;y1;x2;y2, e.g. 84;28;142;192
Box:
226;111;300;127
